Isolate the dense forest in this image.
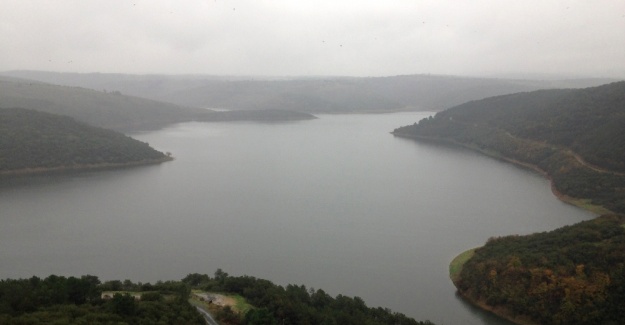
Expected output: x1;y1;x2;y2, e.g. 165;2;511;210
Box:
0;77;315;132
454;215;625;325
393;81;625;214
0;107;170;173
0;271;435;325
184;271;435;325
2;71;614;113
0;275;204;324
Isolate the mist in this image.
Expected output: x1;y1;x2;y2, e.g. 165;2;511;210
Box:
2;0;624;78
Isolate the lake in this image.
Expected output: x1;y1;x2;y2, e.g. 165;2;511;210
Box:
0;112;594;325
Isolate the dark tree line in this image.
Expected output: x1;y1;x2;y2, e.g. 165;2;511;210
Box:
182;270;435;325
0;275;203;324
0;271;435;325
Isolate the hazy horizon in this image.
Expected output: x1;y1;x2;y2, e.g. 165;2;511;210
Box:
2;1;624;79
4;69;623;82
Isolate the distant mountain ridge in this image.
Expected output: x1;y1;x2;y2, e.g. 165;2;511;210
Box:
0;76;315;132
2;70;616;113
0;76;210;131
393;81;625;214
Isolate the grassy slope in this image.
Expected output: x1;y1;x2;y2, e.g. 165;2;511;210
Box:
449;248;476;283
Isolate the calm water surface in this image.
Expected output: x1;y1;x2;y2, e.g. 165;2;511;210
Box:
0;113;594;325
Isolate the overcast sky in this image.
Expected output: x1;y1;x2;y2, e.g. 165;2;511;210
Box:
2;0;624;78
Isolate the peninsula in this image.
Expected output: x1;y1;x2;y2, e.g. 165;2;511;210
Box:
0;107;171;175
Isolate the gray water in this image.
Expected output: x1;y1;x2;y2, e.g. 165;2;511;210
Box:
0;112;594;325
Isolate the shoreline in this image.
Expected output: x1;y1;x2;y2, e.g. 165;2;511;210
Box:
392;132;614;324
448;248;475;283
450;249;539;325
456;290;538;325
392;132;613;216
449;249;539;325
0;156;173;177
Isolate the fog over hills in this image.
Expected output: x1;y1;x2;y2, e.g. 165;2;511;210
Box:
0;75;315;132
0;75;209;131
2;71;615;113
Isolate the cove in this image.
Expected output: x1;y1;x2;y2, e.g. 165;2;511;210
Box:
0;112;594;325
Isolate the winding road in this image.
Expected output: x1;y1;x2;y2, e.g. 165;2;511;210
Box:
195;306;219;325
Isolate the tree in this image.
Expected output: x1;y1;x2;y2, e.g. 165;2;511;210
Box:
215;269;229;284
245;308;277;325
111;293;136;316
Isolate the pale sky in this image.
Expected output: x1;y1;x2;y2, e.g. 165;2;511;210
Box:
2;0;624;78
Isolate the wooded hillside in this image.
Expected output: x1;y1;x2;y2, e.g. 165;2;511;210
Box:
182;271;435;325
0;77;315;132
393;81;625;324
0;77;211;131
455;215;625;325
0;107;169;173
393;81;625;214
0;271;435;325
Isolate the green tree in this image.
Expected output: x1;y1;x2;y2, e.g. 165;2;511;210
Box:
245;308;277;325
111;293;136;316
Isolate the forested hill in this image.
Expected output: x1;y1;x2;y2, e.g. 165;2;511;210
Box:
454;214;625;325
393;81;625;214
0;77;315;132
2;70;615;113
0;271;435;325
0;77;210;131
0;107;170;173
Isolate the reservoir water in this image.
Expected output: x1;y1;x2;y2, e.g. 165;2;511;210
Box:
0;112;594;324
